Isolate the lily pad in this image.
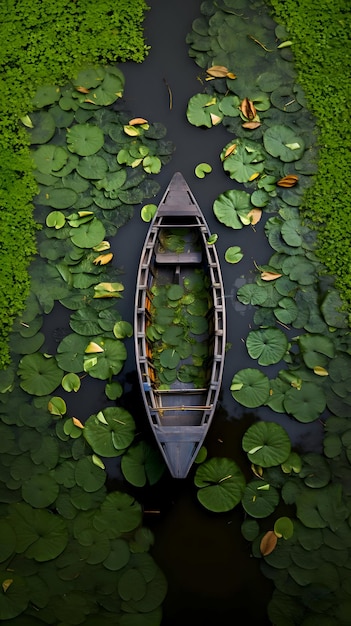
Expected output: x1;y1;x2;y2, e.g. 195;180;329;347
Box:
186;93;222;127
213;189;251;229
220;138;265;182
121;441;165;487
284;382;326;422
70;218;106;248
33;145;68;175
22;474;59;508
242;421;291;467
194;457;246;512
83;407;135;457
246;327;288;365
263;125;305;162
83;337;127;379
8;502;68;561
67;124;104;156
76;155;109;179
225;246;243;264
0;572;29;620
242;480;280;518
231;368;270;408
195;162;212;178
141;204;157;222
18;353;62;396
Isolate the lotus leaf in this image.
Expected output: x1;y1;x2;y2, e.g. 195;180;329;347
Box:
70;218;106;248
0;571;30;620
76;155;108;179
186;93;222;127
274;297;298;324
33;145;68;175
95;492;142;534
27;110;56;145
320;289;348;329
121;442;165;488
242;421;291;467
263;125;305;162
18;353;62;396
67;124;104;156
284;382;326;422
194;457;246;512
220;138;266;182
241;480;279;518
22;474;59;508
282;255;316;285
105;381;123;401
83;337;126;379
103;538;130;571
75;457;106;493
83;407;135;457
246;327;288;365
297;333;335;370
46;211;66;229
231;368;270;407
70;308;105;336
56;333;88;373
236;283;267;306
225;246;243;264
32;84;61;108
213;189;251;229
61;373;81;392
8;502;68;560
299;453;331;488
87;69;124;106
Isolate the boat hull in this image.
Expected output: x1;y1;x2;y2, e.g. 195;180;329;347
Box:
134;172;226;478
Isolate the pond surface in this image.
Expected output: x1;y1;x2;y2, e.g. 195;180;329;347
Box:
41;1;323;623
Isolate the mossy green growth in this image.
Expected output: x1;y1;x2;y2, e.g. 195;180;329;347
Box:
268;0;351;318
0;0;149;368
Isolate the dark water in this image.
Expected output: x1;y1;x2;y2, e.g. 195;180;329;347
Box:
44;1;322;624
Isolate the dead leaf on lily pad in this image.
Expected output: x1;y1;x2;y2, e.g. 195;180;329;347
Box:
210;112;222;125
206;65;229;77
76;86;90;94
277;174;299;187
260;530;278;556
242;121;261;129
240;97;257;120
2;579;13;593
248;209;262;225
224;143;237;158
85;342;104;354
73;417;85;429
261;271;283;281
313;366;329;376
129;117;148;125
93;252;113;265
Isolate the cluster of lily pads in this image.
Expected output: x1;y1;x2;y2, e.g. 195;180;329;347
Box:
186;0;351;623
0;65;172;624
147;267;210;388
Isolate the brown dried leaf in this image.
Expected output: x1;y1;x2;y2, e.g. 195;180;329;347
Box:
260;531;278;556
277;175;299;187
72;417;85;429
129;117;148;125
240;97;257;120
242;121;261;129
248;208;262;225
206;65;229;77
210;113;222;126
261;271;283;281
224;143;237;158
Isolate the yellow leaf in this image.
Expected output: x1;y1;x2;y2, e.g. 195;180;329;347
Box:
76;86;90;93
2;579;13;593
92;454;105;470
124;125;140;136
210;113;222;125
93;253;113;266
224;143;237;158
85;342;104;354
249;172;260;181
84;99;97;105
260;531;278;556
247;208;262;225
206;65;229;77
242;121;261;129
313;366;329;376
72;417;84;429
251;463;263;478
93;241;110;252
204;97;217;107
226;72;237;79
131;158;143;168
261;271;283;281
129;117;148;125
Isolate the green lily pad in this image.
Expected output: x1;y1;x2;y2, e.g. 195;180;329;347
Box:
141;204;157;222
103;538;130;571
33;145;68;175
0;572;29;620
263;125;305;162
274;517;294;539
18;353;62;396
225;246;243;264
0;520;16;562
75;457;106;493
70;218;106;248
95;491;142;534
88;68;125;105
22;474;59;508
194;457;246;512
27;110;56;144
121;441;165;487
220;138;265;182
242;421;291;467
213;189;251;229
56;333;88;373
83;407;135;457
8;502;68;561
61;373;81;392
32;84;61;108
195;162;212;178
76;155;109;179
284;382;326;422
159;349;180;369
242;480;279;518
186;93;222;127
83;337;127;379
246;327;288;365
67;124;104;156
231;368;270;408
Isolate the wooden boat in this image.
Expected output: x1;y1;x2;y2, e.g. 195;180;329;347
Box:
134;172;226;478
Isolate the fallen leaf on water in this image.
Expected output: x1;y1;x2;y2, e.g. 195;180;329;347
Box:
260;531;278;556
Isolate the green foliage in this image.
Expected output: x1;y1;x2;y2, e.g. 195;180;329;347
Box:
268;0;351;314
0;0;148;367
